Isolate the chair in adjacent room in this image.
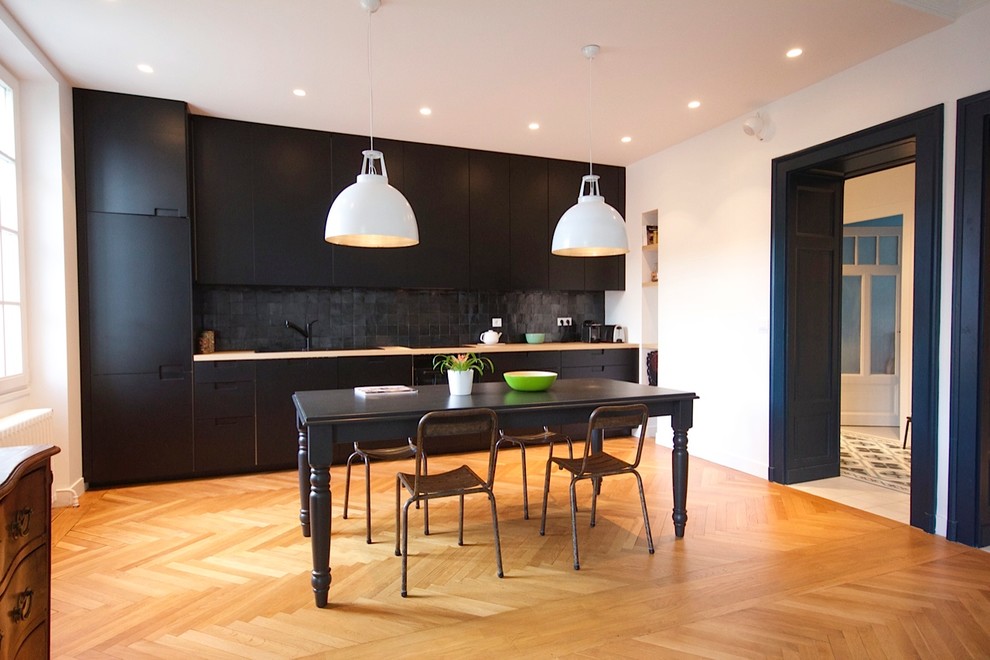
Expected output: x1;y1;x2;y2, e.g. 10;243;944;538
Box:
343;439;427;544
395;408;503;597
539;403;654;570
495;426;573;520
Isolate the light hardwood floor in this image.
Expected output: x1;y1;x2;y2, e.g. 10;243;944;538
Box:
52;439;990;658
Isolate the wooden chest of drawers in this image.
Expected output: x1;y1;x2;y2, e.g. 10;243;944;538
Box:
0;445;59;660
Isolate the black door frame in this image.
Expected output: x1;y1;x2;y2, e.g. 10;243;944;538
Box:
770;106;944;532
948;89;990;546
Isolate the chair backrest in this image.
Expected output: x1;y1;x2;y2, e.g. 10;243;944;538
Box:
578;404;650;473
414;408;499;486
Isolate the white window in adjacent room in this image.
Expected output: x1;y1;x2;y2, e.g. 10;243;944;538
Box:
0;73;25;395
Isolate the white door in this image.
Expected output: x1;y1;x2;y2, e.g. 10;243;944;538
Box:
840;227;901;426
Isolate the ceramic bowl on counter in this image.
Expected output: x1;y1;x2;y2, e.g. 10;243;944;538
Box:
503;370;557;391
524;333;545;344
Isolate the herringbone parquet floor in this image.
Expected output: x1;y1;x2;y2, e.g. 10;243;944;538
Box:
52;439;990;658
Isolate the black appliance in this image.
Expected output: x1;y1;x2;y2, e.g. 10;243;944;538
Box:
582;321;617;343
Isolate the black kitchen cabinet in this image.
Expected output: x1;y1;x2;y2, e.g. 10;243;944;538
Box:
399;142;471;289
584;165;626;291
469;150;511;289
480;350;560;382
191;117;334;285
85;213;193;375
191;117;255;284
194;361;256;473
252;123;334;286
548;159;627;291
510;155;550;290
560;348;638;382
548;159;589;291
255;359;338;469
89;373;194;485
337;355;412;388
331;134;411;287
74;89;189;217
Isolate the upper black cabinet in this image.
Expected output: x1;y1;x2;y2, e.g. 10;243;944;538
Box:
74;89;189;217
469;150;511;290
547;159;626;291
332;138;470;289
85;212;193;375
192;117;334;285
510;155;550;290
331;134;410;288
548;159;589;291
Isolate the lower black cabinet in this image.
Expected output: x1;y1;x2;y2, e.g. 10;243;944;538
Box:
255;359;338;469
194;361;256;473
88;372;194;486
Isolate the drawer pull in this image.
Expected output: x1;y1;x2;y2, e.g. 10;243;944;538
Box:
8;508;31;539
10;588;32;622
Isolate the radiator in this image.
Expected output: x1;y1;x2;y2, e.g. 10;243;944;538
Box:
0;408;55;447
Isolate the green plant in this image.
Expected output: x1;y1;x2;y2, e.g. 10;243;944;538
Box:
433;352;493;375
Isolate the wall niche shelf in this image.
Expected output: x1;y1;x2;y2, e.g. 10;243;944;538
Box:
640;209;659;384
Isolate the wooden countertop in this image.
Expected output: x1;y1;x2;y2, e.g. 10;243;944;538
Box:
194;342;639;362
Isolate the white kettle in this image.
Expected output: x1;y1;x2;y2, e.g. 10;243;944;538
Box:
480;330;502;344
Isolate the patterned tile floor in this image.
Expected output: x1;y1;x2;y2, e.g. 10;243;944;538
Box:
790;426;910;524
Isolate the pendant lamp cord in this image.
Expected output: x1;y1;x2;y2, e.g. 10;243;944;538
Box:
587;50;593;178
367;7;375;161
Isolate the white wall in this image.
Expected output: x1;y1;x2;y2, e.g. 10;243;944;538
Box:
0;8;82;506
622;3;990;535
843;165;915;438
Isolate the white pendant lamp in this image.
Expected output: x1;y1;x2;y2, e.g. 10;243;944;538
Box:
551;44;628;257
325;0;418;248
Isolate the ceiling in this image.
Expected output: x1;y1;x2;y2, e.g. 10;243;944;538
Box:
0;0;983;166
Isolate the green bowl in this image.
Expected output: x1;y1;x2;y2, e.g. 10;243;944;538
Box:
503;370;557;392
524;333;545;344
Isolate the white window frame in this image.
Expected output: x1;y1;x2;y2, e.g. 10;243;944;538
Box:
0;63;28;397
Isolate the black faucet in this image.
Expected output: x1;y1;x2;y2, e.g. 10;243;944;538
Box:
285;320;317;351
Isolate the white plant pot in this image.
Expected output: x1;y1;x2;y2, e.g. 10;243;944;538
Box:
447;370;474;395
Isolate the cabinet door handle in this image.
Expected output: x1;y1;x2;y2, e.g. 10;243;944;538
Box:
8;507;31;539
10;588;33;622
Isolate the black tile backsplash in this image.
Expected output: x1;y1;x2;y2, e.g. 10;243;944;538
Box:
195;286;604;352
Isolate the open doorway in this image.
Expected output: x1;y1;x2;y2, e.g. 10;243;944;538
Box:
836;167;914;505
769;107;942;533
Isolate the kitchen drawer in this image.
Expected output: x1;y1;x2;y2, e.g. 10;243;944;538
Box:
561;363;637;383
0;543;49;659
484;350;560;382
195;417;256;473
0;467;47;580
195;361;256;383
195;379;255;418
561;348;636;368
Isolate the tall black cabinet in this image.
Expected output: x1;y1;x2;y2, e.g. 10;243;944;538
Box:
75;89;195;486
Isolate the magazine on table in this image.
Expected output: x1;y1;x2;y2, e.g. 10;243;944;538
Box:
353;385;418;397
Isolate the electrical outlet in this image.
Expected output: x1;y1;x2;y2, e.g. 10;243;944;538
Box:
557;317;573;327
492;317;502;328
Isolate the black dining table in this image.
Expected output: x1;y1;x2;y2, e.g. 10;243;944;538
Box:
293;377;698;607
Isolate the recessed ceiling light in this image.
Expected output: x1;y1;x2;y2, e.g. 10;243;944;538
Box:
687;100;701;109
621;136;632;143
419;107;432;116
293;89;306;97
786;47;803;58
528;122;540;130
137;63;154;74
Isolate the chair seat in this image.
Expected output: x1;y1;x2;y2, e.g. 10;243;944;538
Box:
551;453;633;476
398;465;485;498
361;444;418;461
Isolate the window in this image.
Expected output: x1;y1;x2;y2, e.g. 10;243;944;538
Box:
0;74;25;394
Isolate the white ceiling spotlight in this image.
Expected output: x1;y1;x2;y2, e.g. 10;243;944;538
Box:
325;0;418;248
551;44;628;258
742;113;769;141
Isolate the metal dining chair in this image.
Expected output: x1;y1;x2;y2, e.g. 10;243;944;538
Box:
395;408;504;597
539;403;654;570
343;439;427;544
495;426;573;519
